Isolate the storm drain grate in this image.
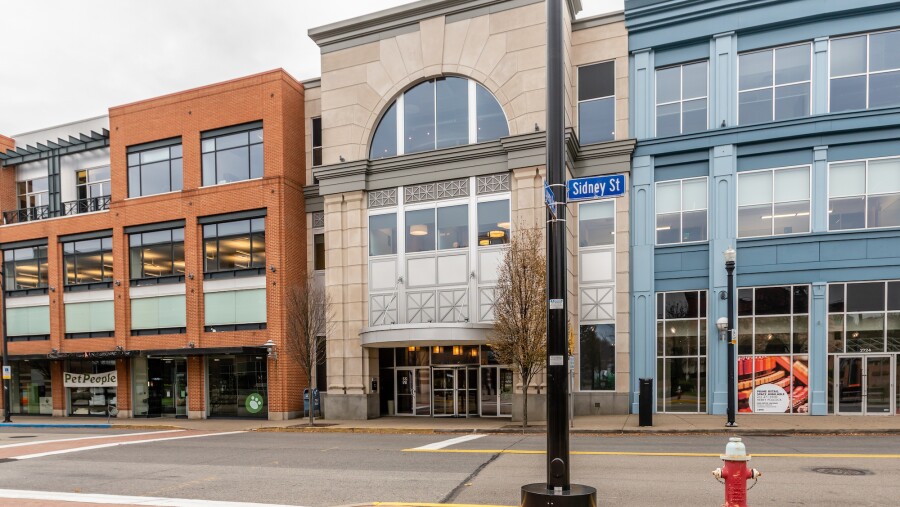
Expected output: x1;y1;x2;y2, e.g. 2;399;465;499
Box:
811;467;871;476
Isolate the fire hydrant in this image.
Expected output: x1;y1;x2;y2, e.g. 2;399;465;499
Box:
712;437;761;507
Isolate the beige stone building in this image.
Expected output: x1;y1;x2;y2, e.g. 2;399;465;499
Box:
305;0;634;420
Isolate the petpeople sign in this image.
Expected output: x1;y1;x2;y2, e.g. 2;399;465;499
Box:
63;371;117;388
566;174;626;202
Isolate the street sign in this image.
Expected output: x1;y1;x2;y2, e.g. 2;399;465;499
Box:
567;174;626;202
544;179;557;218
2;365;10;380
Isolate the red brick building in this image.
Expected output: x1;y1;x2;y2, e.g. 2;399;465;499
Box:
0;69;309;420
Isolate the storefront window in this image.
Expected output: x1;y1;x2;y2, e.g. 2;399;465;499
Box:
66;359;117;416
580;324;615;390
207;355;268;418
656;291;707;412
737;285;810;414
10;360;52;414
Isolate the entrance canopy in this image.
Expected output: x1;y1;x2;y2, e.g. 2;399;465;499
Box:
360;323;492;348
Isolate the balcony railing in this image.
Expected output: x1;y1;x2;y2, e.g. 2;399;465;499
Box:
62;196;111;216
2;205;49;224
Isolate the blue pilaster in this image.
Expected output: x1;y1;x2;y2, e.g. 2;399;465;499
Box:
812;146;828;233
708;145;736;415
711;32;736;129
813;37;829;115
632;49;654;140
630;155;656;413
810;282;828;415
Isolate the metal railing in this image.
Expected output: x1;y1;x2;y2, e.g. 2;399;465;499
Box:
62;196;111;216
2;205;49;224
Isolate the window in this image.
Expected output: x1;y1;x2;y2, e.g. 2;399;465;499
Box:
737;285;810;414
129;228;185;282
656;61;708;137
830;30;900;112
3;246;49;290
579;200;615;247
578;61;615;144
127;144;183;197
738;166;810;238
203;218;265;275
17;177;49;210
202;125;263;186
477;200;510;246
655;177;707;244
828;281;900;354
580;324;615;390
63;238;113;286
405;204;469;253
656;291;707;412
76;166;111;201
369;213;397;256
312;117;322;167
739;43;811;124
314;233;325;271
369;77;508;159
829;157;900;231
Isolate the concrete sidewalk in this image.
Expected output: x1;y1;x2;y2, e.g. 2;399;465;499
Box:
3;413;898;434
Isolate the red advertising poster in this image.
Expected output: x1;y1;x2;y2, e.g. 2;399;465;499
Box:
737;355;809;414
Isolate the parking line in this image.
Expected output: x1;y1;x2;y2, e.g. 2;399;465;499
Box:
12;431;246;460
411;434;486;451
0;430;183;449
403;448;900;459
0;488;303;506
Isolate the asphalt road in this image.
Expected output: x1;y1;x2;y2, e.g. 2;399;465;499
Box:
1;427;899;506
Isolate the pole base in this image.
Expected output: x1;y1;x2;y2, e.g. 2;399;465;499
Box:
521;483;597;507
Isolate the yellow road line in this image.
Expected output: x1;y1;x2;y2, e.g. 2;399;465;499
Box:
373;503;516;507
403;448;900;459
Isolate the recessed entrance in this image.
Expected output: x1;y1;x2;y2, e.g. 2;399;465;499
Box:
836;355;895;415
147;358;187;418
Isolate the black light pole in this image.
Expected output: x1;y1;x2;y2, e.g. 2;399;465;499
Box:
724;247;736;427
1;272;11;423
521;1;595;505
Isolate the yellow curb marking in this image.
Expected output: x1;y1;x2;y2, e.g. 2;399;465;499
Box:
373;503;516;507
403;449;900;459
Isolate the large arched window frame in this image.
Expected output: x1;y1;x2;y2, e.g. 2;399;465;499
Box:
370;77;509;160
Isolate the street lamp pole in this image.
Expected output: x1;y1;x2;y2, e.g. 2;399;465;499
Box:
724;247;736;427
1;273;11;423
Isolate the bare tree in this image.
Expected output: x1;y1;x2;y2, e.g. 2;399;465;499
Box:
284;273;333;426
490;225;547;428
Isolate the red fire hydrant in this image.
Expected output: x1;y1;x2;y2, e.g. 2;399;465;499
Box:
712;437;761;507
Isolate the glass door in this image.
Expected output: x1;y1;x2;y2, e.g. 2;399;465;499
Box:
865;356;892;415
174;360;187;418
396;368;414;415
499;368;514;416
837;356;863;414
433;368;455;416
456;368;478;417
480;367;498;416
414;368;431;416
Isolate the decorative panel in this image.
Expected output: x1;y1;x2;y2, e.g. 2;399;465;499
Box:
478;249;504;284
580;287;614;322
477;173;510;194
479;287;497;322
436;179;469;199
405;178;468;204
438;289;469;323
580;249;614;284
404;182;436;204
370;293;398;326
312;211;325;229
368;189;398;208
370;258;398;291
437;254;468;285
407;256;437;287
407;291;436;324
6;306;50;336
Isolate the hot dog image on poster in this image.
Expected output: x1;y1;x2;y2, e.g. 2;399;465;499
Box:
738;355;809;413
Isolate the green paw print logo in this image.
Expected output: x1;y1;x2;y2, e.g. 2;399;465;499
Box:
245;393;264;414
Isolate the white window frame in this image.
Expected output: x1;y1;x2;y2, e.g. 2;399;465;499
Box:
654;176;709;246
829;28;900;112
76;164;111;200
16;177;49;210
654;60;709;137
577;60;616;144
737;42;813;125
736;165;812;239
827;155;900;232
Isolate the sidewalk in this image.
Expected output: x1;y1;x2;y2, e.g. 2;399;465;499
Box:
3;413;899;434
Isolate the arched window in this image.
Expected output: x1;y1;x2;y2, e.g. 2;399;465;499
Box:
370;77;509;160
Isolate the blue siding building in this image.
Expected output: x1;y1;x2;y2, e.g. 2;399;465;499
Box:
626;0;900;417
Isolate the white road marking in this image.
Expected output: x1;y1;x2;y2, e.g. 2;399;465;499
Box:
0;430;183;449
412;434;486;450
12;431;246;460
0;488;304;506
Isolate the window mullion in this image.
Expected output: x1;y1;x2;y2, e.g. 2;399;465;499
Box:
397;95;405;156
468;79;477;144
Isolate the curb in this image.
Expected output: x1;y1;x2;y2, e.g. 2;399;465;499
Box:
255;426;900;436
0;423;112;429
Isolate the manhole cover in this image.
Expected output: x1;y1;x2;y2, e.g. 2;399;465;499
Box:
810;467;871;476
7;435;35;439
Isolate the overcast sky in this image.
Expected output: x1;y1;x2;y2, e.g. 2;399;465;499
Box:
0;0;623;137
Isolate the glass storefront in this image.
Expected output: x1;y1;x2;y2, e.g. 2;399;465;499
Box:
9;360;52;415
133;357;188;417
67;359;117;416
207;355;268;418
656;291;707;413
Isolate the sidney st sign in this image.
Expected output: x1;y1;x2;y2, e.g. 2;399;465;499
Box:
567;174;626;202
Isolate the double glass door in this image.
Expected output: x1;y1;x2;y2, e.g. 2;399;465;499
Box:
148;358;187;418
836;356;895;415
396;368;431;416
433;367;478;417
480;366;514;417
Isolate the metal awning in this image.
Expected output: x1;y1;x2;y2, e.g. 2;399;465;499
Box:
0;129;110;166
142;346;268;358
